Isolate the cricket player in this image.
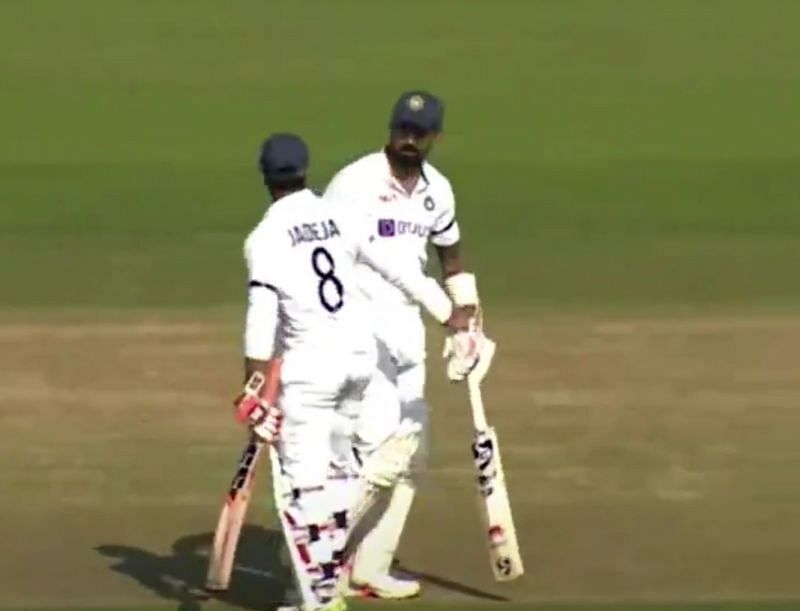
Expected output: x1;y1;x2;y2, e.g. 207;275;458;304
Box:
237;132;472;611
324;91;488;598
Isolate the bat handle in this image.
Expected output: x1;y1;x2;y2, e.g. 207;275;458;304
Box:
467;376;490;431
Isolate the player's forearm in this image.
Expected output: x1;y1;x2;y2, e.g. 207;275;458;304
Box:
243;357;272;383
359;246;453;323
380;268;453;323
404;276;453;323
435;242;464;278
383;269;453;323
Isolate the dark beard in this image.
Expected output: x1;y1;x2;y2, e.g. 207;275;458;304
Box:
385;145;422;172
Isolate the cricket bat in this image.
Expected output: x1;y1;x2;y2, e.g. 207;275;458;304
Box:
205;435;265;592
205;361;281;592
467;341;524;581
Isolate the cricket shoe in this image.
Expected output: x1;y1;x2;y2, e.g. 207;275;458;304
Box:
342;572;421;600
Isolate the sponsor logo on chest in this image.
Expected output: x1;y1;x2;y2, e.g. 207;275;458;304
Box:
374;189;436;238
377;218;430;238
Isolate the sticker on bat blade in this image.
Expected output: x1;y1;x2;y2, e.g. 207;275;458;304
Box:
472;432;497;497
488;525;508;548
227;442;259;499
495;556;513;577
245;372;265;394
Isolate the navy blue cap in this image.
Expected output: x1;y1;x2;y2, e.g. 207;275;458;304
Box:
258;133;309;183
389;91;444;133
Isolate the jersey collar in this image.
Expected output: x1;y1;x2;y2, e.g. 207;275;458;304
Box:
264;188;312;217
381;150;430;196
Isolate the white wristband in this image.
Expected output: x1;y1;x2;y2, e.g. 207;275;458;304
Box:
444;272;479;306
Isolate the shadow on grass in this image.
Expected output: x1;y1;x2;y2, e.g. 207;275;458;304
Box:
95;527;508;610
394;561;510;602
96;525;292;611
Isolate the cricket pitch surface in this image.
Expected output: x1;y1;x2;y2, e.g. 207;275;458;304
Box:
1;312;798;611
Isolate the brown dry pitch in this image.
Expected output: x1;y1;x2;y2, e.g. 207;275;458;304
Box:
0;312;798;608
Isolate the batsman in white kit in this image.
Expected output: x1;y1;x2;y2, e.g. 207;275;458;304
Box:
324;91;496;598
236;133;473;611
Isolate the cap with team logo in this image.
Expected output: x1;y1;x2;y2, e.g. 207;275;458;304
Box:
389;91;444;133
258;133;309;183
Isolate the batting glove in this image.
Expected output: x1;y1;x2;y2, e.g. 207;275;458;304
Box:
442;328;483;382
235;391;283;443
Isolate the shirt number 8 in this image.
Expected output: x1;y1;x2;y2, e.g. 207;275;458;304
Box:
311;247;344;313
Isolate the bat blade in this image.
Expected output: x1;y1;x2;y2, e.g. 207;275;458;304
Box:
472;427;524;581
205;438;263;591
206;360;282;592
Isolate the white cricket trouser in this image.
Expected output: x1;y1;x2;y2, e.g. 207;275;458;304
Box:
351;305;429;475
273;346;376;607
335;305;430;586
278;347;375;489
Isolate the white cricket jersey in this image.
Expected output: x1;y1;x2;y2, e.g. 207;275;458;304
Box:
243;189;451;359
324;151;460;311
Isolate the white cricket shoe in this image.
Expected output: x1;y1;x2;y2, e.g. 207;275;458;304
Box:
343;573;421;600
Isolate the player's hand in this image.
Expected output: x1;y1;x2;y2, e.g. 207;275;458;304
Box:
235;392;283;443
234;372;283;443
250;402;283;443
466;336;496;385
443;331;497;384
442;328;484;382
444;305;475;332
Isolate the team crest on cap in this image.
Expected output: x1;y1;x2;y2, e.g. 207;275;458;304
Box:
408;95;425;111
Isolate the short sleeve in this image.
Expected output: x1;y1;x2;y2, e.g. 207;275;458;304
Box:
324;169;355;204
429;183;460;247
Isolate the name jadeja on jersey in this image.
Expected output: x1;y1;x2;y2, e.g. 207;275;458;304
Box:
288;219;341;247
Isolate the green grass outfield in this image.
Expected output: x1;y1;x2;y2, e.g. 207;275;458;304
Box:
2;2;800;611
2;0;800;312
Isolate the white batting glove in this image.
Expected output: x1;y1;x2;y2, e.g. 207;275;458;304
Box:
467;336;496;385
443;323;498;383
442;328;482;382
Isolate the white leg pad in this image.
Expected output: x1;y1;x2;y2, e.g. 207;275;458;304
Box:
270;448;341;608
350;478;416;585
326;461;355;570
359;420;421;488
